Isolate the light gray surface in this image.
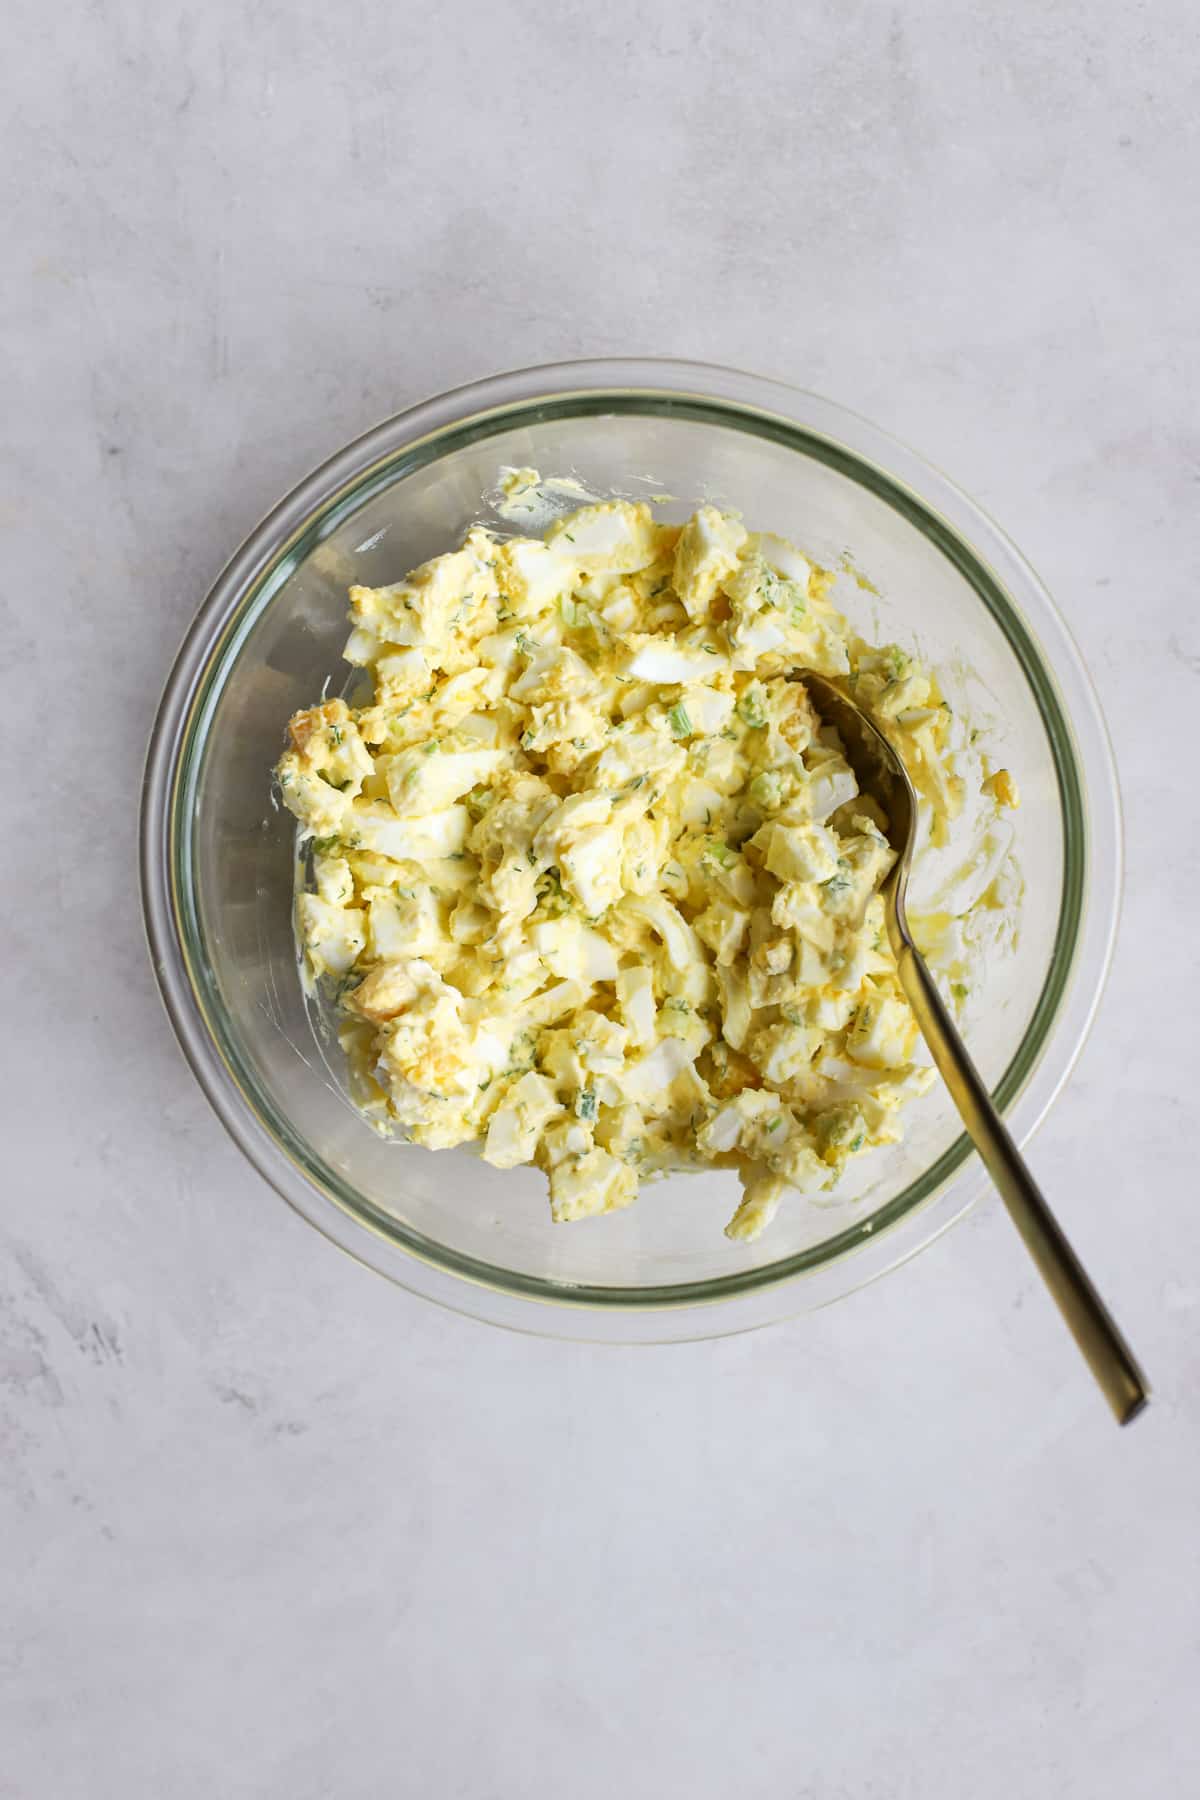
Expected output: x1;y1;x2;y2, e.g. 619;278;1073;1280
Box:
4;3;1198;1795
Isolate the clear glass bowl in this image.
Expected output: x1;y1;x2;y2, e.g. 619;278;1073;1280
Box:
140;360;1121;1339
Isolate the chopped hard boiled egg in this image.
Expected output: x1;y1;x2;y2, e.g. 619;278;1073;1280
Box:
275;482;1017;1241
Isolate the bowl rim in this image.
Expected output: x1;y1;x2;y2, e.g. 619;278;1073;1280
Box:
140;357;1122;1340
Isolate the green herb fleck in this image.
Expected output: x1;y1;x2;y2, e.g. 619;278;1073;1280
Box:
667;702;692;739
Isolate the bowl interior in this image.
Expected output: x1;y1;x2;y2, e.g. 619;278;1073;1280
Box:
174;397;1079;1300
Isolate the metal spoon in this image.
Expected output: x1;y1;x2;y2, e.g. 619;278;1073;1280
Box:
800;669;1149;1425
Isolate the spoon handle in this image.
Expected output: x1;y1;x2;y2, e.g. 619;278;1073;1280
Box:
890;933;1149;1425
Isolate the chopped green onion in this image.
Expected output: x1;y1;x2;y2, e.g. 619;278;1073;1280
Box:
749;771;782;810
736;685;767;728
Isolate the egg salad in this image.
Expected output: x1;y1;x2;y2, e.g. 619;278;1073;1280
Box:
274;486;1017;1241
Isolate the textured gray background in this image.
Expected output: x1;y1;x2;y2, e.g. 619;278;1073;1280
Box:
4;3;1199;1795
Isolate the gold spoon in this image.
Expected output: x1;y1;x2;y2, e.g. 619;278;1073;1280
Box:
800;669;1149;1425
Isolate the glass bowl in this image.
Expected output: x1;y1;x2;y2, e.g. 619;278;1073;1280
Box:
140;359;1121;1340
